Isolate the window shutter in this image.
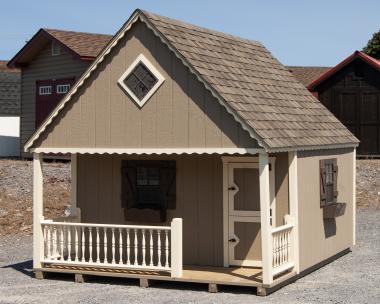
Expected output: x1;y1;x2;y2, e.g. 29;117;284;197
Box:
160;161;176;209
320;159;326;207
121;161;137;208
332;160;338;203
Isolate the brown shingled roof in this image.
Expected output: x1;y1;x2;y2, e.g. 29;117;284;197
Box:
25;9;359;152
43;29;112;59
287;66;331;87
0;60;19;73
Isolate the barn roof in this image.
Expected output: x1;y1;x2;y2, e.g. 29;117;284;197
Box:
0;60;20;115
287;66;331;87
308;51;380;90
25;9;358;152
7;29;112;68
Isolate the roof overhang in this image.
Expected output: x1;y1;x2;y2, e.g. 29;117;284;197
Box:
308;50;380;90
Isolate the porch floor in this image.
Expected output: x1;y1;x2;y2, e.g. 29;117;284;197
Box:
39;263;296;291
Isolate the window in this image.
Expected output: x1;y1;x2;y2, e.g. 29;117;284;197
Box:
52;41;61;56
57;84;71;94
320;159;338;207
121;160;176;211
39;86;52;95
118;54;165;107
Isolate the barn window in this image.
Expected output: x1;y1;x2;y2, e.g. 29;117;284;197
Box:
56;84;71;94
118;54;164;107
320;159;338;207
121;160;176;211
51;41;61;56
39;86;52;95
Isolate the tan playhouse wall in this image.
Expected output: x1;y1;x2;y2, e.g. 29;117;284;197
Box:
34;20;258;150
297;148;354;272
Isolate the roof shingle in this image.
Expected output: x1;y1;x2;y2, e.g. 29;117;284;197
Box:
287;66;331;87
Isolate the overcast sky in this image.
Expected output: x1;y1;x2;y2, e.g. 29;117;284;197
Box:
1;0;379;66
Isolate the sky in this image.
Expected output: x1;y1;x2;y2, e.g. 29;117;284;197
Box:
0;0;379;66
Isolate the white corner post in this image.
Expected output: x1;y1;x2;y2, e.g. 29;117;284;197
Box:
33;153;44;269
353;148;356;246
259;153;273;285
70;153;80;220
170;218;183;278
288;151;300;274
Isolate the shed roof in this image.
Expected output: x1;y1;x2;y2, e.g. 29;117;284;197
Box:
25;9;358;152
308;51;380;90
287;66;331;87
0;61;20;115
7;29;112;68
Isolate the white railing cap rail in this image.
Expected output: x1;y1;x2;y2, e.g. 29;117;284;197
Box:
271;223;294;234
41;220;171;231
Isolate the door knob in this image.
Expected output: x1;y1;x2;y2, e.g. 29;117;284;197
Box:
229;238;237;243
228;186;236;191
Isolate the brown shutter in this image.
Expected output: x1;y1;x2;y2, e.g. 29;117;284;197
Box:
121;161;137;209
332;159;338;203
160;161;176;209
320;159;326;207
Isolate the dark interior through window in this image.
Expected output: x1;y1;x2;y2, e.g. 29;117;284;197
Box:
124;62;158;100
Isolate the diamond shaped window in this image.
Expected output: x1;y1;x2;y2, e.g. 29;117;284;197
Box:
118;54;164;107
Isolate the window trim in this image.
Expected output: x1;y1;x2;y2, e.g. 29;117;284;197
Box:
51;41;61;56
39;86;52;95
118;54;165;108
56;84;71;94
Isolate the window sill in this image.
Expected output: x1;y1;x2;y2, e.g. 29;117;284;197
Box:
323;202;346;219
124;207;167;223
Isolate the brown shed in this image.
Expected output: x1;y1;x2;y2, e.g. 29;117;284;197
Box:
308;51;380;156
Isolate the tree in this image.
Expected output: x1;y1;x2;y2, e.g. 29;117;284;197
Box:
363;30;380;59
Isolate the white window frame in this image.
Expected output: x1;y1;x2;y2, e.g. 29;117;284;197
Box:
52;41;61;56
39;86;52;95
56;84;71;94
117;54;165;108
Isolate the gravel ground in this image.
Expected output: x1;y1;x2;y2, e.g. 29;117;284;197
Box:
0;209;379;304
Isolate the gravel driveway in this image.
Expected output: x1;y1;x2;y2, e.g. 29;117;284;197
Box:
0;209;379;304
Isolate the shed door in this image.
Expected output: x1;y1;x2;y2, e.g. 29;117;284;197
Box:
227;162;275;267
334;88;380;155
36;78;75;128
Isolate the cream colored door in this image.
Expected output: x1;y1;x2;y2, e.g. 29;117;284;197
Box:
227;162;273;267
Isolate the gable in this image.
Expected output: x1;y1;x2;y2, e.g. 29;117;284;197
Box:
34;21;259;150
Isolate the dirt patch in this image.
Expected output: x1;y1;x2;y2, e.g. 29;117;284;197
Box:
0;159;70;236
0;158;378;236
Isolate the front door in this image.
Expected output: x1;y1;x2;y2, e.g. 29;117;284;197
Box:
227;162;274;267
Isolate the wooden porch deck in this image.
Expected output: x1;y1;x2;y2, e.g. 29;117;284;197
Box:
37;263;296;296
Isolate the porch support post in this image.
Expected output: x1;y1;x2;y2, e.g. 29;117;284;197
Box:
352;148;356;246
171;218;183;278
33;153;44;269
259;152;273;285
70;153;80;220
288;151;300;274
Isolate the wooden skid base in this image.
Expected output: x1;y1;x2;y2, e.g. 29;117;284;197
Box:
37;264;296;296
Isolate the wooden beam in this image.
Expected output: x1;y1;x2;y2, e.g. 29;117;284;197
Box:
259;153;273;285
288;151;300;274
33;153;44;269
170;218;183;278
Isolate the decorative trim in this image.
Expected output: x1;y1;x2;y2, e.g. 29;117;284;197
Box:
117;54;165;108
30;147;263;155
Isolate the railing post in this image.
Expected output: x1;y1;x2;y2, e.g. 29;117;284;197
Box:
259;153;273;285
33;153;44;269
170;218;182;278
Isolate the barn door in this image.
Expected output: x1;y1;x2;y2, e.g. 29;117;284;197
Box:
36;78;75;127
334;88;380;155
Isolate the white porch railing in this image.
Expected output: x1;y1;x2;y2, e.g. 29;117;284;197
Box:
271;220;295;277
41;218;183;278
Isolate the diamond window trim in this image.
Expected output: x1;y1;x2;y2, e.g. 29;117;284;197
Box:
118;54;165;108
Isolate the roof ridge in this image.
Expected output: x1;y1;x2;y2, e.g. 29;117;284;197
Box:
43;28;112;37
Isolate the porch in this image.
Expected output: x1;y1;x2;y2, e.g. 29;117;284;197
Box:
32;151;300;294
